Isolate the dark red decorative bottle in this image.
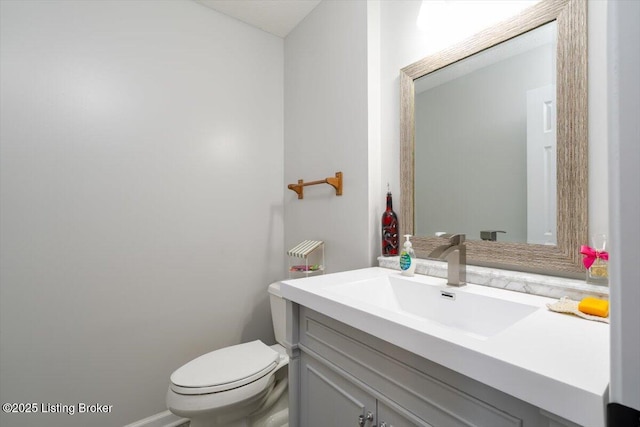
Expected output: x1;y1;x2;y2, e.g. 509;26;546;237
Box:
381;192;399;256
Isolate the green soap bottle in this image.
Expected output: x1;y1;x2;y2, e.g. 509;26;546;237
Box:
400;234;416;277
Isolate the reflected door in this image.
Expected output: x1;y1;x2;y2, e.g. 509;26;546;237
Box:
526;84;557;245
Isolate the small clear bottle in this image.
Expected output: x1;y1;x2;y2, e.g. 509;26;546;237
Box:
586;233;609;285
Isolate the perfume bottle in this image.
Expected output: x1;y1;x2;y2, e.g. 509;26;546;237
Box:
586;233;609;285
381;191;399;256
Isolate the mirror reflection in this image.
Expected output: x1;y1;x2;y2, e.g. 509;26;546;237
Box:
414;22;557;244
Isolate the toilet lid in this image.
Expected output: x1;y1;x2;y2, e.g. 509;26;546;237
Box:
170;340;279;394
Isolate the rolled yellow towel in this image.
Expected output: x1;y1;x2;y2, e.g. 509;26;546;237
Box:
578;297;609;318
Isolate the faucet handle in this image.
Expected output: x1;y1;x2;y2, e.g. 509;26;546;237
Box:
480;230;506;241
441;233;465;245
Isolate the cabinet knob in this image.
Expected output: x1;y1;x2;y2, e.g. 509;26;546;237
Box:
358;411;374;426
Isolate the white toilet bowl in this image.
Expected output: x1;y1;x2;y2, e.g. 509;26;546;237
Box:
166;283;289;427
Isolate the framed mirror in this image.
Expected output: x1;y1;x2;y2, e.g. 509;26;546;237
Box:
400;0;587;275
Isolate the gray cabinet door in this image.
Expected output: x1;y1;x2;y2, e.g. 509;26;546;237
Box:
301;353;376;427
377;400;433;427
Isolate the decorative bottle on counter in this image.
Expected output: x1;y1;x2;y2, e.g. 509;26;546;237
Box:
381;191;399;256
585;233;609;285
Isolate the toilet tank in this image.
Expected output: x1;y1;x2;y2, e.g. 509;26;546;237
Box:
267;282;286;345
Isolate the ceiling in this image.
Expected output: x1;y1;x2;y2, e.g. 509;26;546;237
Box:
195;0;322;38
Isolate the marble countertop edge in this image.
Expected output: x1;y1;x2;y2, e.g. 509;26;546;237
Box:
377;256;609;301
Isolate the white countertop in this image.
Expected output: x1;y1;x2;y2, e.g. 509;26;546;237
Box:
280;267;610;427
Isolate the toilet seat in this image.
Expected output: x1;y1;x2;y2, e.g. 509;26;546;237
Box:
170;340;280;395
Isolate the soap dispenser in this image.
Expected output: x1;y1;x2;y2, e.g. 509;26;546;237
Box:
400;234;416;277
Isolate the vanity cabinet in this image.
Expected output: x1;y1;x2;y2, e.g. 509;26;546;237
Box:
300;352;374;427
288;304;582;427
378;400;431;427
300;353;430;427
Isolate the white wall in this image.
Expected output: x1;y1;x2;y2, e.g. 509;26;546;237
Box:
380;0;609;240
284;0;372;272
0;1;284;426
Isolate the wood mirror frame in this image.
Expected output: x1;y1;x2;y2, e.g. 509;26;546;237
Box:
400;0;587;275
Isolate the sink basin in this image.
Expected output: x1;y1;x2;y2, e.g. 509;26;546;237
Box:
325;275;539;339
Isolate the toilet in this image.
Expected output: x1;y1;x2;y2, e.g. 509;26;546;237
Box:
166;282;289;427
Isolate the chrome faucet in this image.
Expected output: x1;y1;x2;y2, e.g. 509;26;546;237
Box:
428;234;466;287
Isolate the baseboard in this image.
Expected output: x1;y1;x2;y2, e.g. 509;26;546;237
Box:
123;410;188;427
